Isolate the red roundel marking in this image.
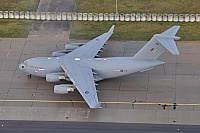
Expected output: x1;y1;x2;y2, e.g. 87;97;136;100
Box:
85;91;89;94
150;48;154;51
120;69;123;72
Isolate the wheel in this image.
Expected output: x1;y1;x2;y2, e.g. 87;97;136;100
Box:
27;74;32;78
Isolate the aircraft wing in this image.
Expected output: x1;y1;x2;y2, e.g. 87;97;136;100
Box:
60;26;115;108
61;59;101;108
67;25;115;58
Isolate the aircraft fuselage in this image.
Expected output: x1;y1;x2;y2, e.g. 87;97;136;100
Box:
19;56;164;81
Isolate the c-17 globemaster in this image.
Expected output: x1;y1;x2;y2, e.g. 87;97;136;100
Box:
19;25;180;108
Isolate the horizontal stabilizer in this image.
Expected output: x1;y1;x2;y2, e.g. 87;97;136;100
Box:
159;26;180;55
161;26;180;36
157;37;179;55
140;67;154;72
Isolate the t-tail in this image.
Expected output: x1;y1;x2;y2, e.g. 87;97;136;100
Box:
132;26;180;60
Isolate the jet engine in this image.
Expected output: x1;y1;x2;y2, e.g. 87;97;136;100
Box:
52;51;66;57
52;43;85;57
65;43;84;51
54;84;75;94
46;73;65;82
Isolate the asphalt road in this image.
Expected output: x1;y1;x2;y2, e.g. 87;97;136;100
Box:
0;120;199;133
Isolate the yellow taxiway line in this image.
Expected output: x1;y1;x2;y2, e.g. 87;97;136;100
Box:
0;99;200;106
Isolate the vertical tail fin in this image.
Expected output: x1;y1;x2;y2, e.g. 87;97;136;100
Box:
132;26;180;60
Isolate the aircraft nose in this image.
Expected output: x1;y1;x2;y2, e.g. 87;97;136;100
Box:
19;63;25;70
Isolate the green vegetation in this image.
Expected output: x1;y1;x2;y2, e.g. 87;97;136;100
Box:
0;0;39;11
0;0;39;38
71;0;200;41
76;0;200;14
70;21;200;41
0;19;35;38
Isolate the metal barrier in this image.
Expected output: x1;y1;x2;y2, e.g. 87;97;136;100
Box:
157;13;162;21
196;14;200;22
162;13;167;21
30;11;35;19
14;11;20;19
185;14;190;22
152;13;157;21
173;14;179;22
40;12;46;20
9;11;14;18
67;12;72;20
109;13;114;21
99;13;103;21
88;13;93;21
141;13;146;21
93;13;98;21
114;13;119;21
46;12;51;20
0;11;3;18
190;14;195;22
130;13;135;21
104;13;109;21
4;11;9;18
146;13;151;21
56;12;62;20
77;13;82;20
62;12;67;20
168;14;173;21
19;11;25;19
120;13;125;21
179;14;184;22
35;12;41;20
0;11;199;22
125;14;130;21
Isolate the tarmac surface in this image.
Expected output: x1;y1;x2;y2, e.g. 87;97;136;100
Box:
0;36;200;124
1;120;200;133
29;0;76;36
1;0;200;127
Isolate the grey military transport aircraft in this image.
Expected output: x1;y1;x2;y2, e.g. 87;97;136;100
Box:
19;25;180;108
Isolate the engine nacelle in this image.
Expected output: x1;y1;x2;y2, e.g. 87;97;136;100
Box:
65;43;84;51
46;73;65;82
54;84;75;94
52;51;66;57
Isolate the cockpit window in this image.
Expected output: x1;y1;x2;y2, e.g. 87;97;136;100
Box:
24;61;28;66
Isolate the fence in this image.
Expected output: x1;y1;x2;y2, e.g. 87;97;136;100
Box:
0;11;199;22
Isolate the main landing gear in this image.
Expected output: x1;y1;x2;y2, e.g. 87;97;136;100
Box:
27;74;32;78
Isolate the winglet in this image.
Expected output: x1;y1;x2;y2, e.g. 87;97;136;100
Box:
108;25;115;34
